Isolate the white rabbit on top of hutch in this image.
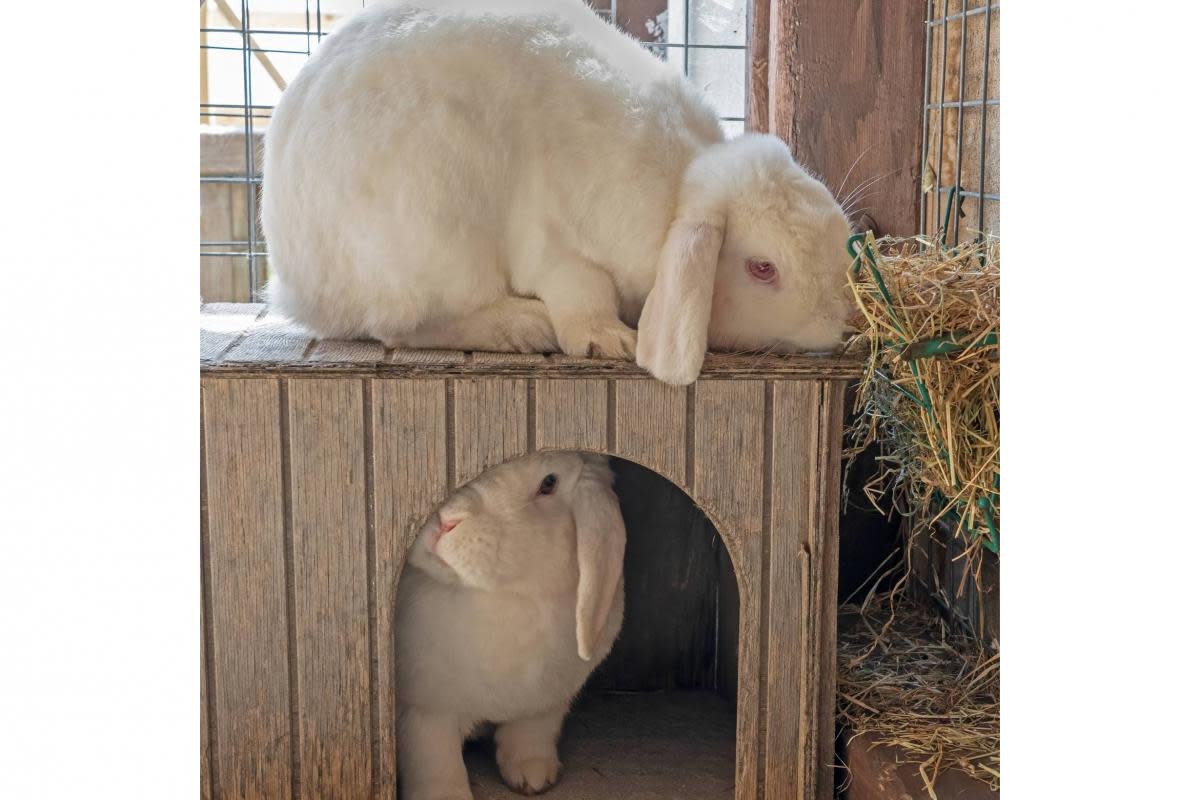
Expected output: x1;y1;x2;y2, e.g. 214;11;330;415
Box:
260;0;852;387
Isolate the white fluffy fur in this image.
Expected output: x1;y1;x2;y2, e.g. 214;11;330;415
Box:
262;0;851;385
395;451;625;800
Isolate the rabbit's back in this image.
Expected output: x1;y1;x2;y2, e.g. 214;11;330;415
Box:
262;0;721;340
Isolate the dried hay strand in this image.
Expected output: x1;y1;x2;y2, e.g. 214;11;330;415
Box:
839;595;1000;797
845;232;1000;584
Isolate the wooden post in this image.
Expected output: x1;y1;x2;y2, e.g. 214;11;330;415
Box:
748;1;927;236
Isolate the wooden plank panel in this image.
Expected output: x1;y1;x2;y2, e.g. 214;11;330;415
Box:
693;380;765;800
200;183;243;303
200;303;265;362
202;378;292;798
534;379;606;452
815;380;847;800
751;1;926;236
389;349;466;366
765;381;820;800
612;380;688;488
452;378;528;486
201;129;264;176
307;339;387;364
372;379;448;800
716;543;740;705
201;600;212;800
287;379;372;799
201;396;214;800
471;352;548;367
224;313;313;363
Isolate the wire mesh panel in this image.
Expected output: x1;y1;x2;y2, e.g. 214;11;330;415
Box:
919;1;999;244
198;0;749;302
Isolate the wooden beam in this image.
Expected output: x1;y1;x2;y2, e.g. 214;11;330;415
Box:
214;0;288;93
748;1;926;236
200;2;209;125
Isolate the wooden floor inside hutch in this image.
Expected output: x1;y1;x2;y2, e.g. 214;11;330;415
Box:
464;691;735;800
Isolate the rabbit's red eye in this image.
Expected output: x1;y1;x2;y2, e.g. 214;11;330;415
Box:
746;259;778;284
537;474;558;495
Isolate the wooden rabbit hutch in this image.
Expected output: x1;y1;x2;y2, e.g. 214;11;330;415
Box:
198;1;945;797
201;303;861;799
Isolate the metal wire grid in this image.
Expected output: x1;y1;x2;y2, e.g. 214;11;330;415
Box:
919;1;998;244
199;0;748;302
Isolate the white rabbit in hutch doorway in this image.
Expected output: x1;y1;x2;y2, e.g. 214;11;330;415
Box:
261;0;852;386
394;452;626;799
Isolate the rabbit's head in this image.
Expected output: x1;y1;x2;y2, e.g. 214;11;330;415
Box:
407;451;626;660
637;133;852;385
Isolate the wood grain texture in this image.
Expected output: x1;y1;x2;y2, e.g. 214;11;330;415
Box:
452;379;528;486
467;692;736;800
471;352;549;367
918;518;999;644
388;349;467;366
749;1;926;236
611;380;688;488
716;544;740;706
201;399;215;800
815;381;846;800
200;183;247;303
307;339;387;364
747;0;771;135
372;379;448;799
200;303;266;362
201;599;212;800
692;381;765;800
223;313;312;364
764;381;820;800
200;307;864;378
200;129;264;176
534;379;607;452
844;730;998;800
201;378;292;799
286;379;373;799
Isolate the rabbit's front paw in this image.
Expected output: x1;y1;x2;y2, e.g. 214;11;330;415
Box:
498;754;561;796
556;317;637;360
496;307;559;352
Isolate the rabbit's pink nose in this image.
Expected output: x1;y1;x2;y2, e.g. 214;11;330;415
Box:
429;516;462;561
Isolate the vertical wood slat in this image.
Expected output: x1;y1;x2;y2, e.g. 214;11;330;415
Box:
201;599;212;800
201;399;214;800
372;379;448;800
287;379;372;799
764;382;820;800
815;381;847;800
692;381;765;800
534;379;606;451
747;0;771;136
452;378;528;486
748;0;926;236
612;380;688;489
202;378;292;799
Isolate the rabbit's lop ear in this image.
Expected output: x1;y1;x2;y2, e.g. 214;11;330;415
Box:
572;474;626;661
636;215;727;386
